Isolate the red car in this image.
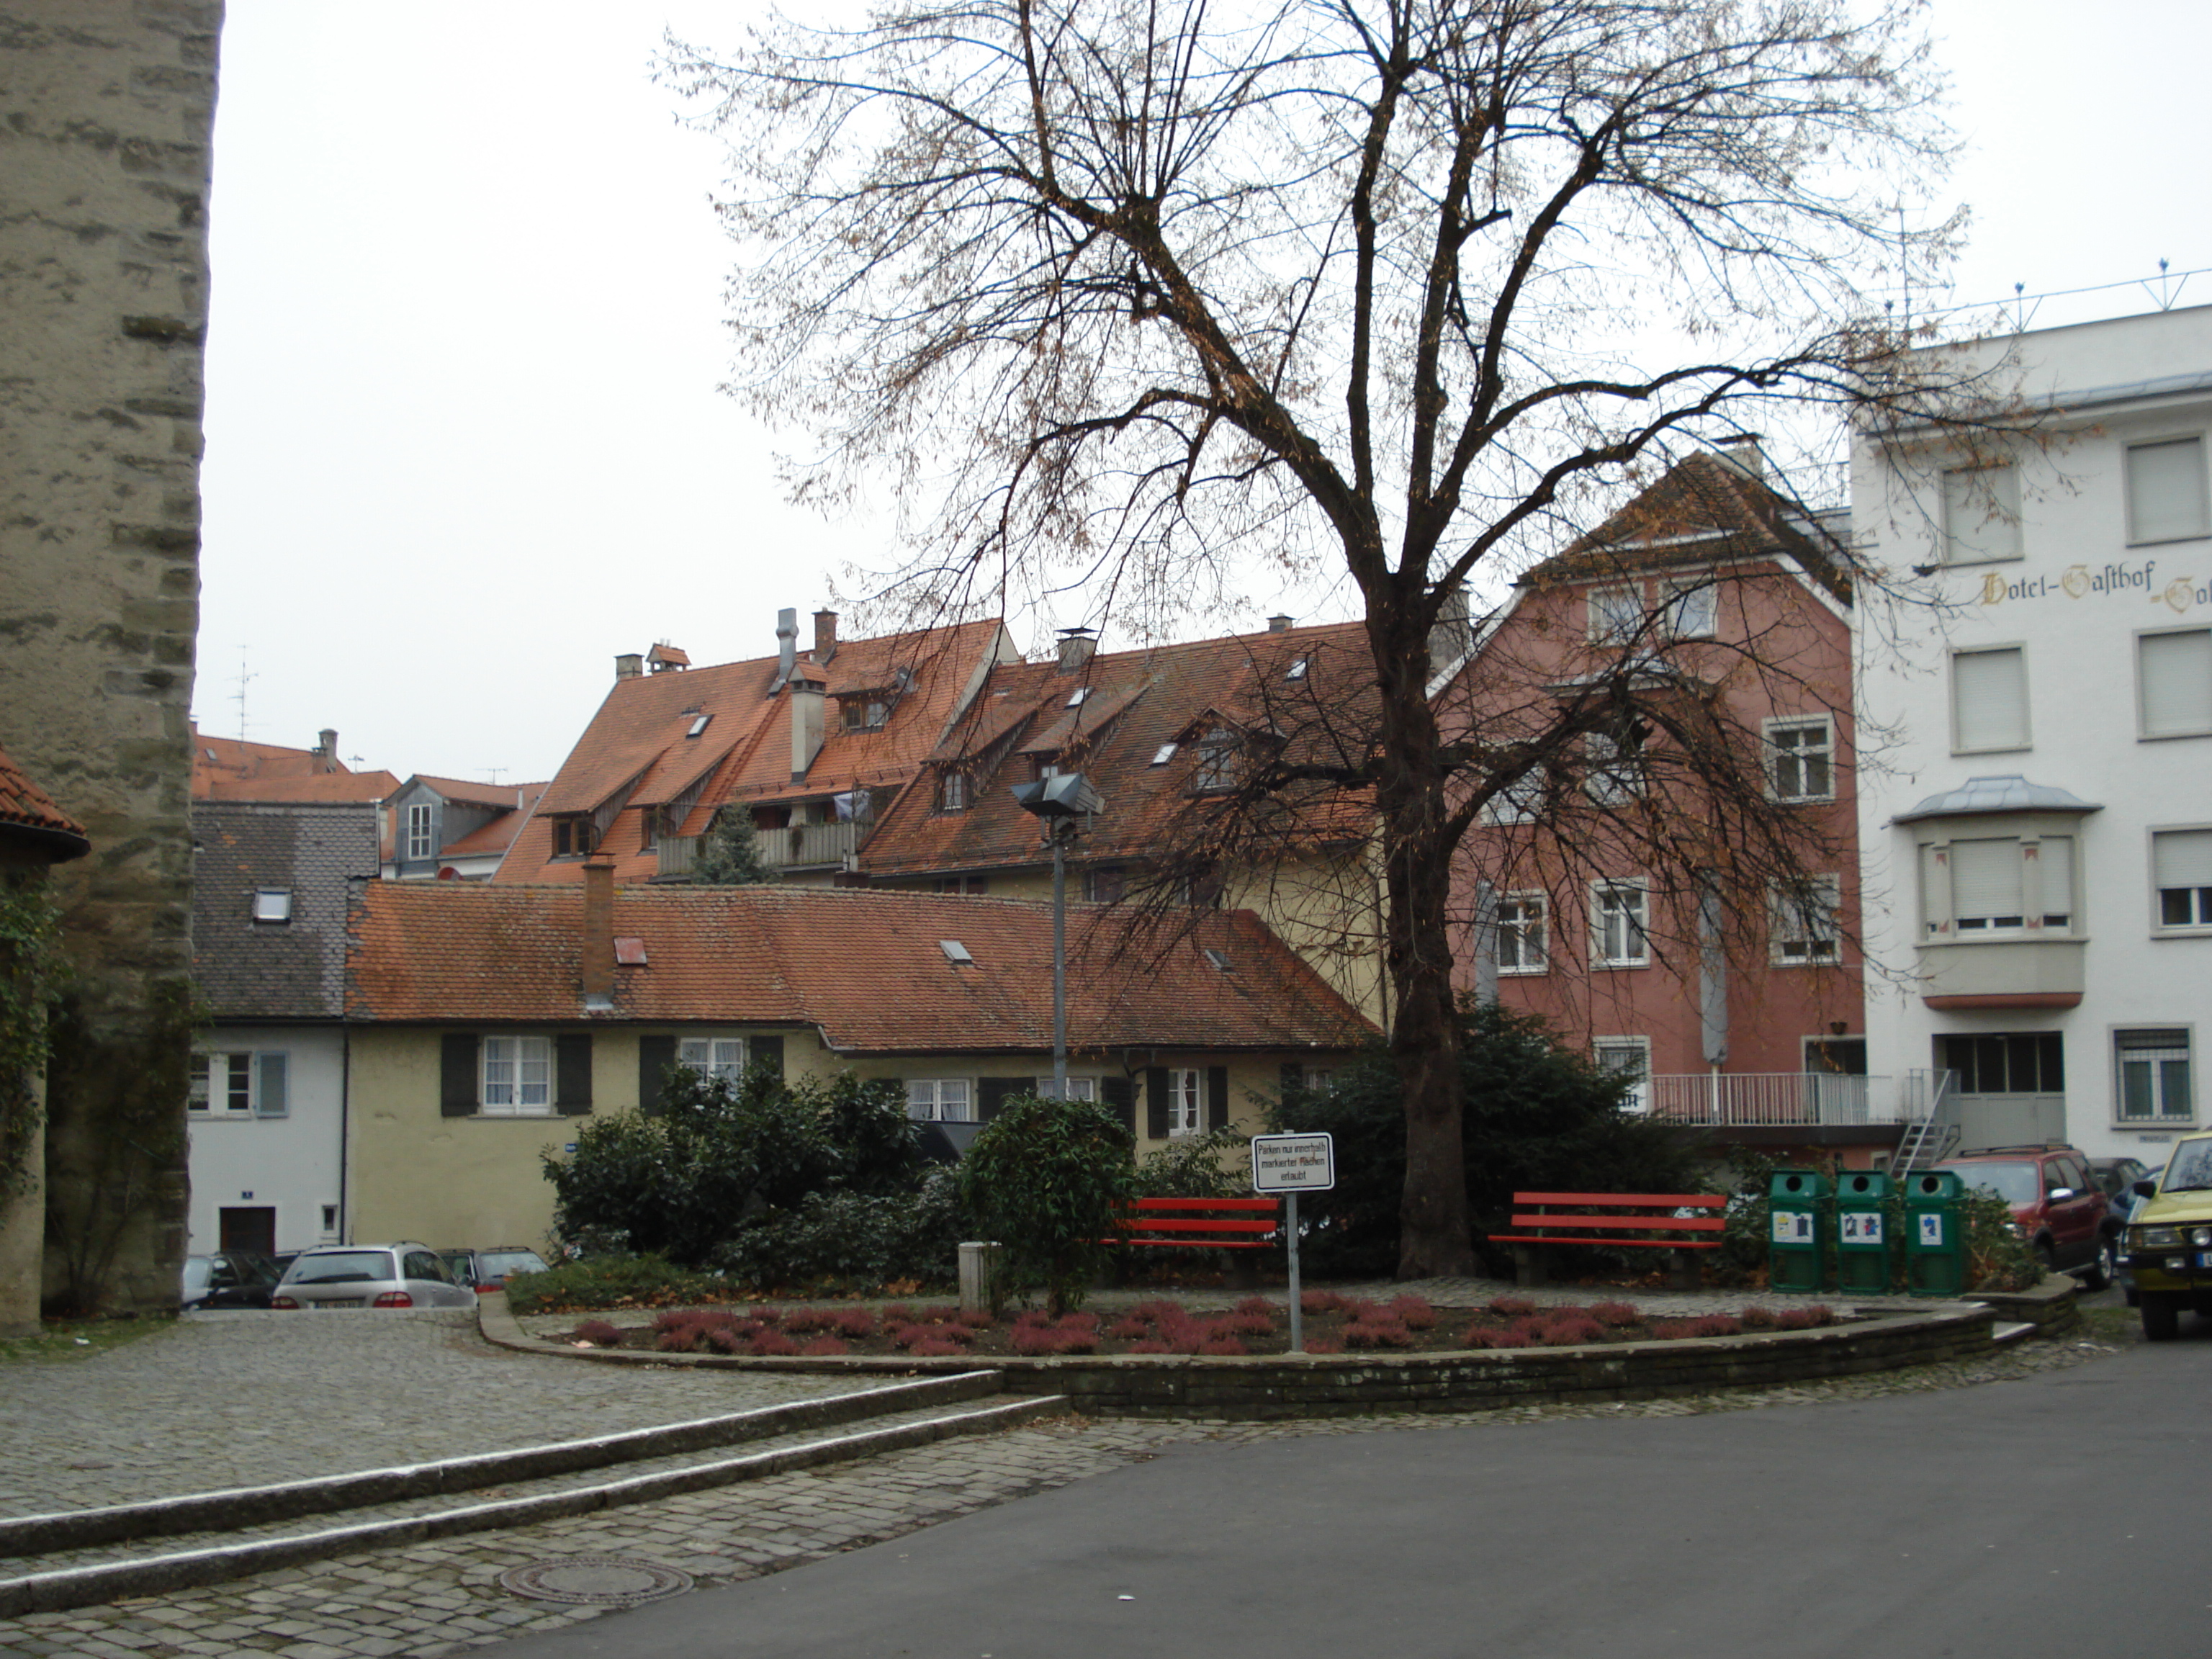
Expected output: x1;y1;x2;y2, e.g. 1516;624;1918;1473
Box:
1933;1145;2117;1288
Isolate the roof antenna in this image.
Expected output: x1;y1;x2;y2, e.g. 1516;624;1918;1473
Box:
230;647;256;744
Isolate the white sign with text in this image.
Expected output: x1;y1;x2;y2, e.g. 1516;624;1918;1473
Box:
1251;1133;1336;1192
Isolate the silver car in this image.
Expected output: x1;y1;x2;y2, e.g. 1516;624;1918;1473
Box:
271;1243;477;1310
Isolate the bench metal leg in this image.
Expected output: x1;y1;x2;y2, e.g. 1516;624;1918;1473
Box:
1669;1249;1702;1292
1511;1243;1548;1288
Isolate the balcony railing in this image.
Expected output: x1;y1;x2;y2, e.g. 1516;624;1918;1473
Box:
657;817;868;879
1645;1073;1913;1128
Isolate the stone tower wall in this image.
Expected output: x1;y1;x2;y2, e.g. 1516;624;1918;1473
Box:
0;1;223;1312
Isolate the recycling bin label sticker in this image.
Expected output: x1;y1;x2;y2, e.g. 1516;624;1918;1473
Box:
1917;1214;1945;1247
1771;1211;1815;1244
1840;1213;1884;1244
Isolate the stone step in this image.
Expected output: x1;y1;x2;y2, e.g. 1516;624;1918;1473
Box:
0;1382;1062;1617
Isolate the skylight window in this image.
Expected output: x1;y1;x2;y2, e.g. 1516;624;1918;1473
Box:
1066;685;1091;708
251;889;292;923
939;940;974;965
685;714;711;738
1287;657;1309;682
1151;742;1178;766
1203;947;1233;971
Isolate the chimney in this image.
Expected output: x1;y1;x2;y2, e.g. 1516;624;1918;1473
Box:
315;729;338;771
1714;434;1767;481
813;609;839;666
772;607;799;691
1055;626;1097;675
1427;584;1473;667
614;652;644;681
1266;614;1293;633
581;858;616;1007
788;662;826;781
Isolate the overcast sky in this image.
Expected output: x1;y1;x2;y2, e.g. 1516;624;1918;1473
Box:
197;0;2212;786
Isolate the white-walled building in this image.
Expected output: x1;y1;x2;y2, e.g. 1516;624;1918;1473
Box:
1853;302;2212;1165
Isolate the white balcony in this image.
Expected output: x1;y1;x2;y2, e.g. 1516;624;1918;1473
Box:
656;817;866;879
1645;1073;1916;1128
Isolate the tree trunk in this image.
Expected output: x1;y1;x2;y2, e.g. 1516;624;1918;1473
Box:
1369;595;1475;1280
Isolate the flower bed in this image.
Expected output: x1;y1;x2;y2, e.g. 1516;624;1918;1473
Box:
557;1291;1843;1360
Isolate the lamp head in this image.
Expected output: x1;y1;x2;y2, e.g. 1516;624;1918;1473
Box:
1012;773;1105;819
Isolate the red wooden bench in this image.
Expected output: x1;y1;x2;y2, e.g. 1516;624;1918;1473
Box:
1487;1190;1727;1290
1107;1196;1280;1249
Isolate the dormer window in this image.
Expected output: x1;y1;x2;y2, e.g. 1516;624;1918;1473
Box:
251;889;292;923
1194;727;1239;792
939;770;969;813
551;817;594;858
841;696;891;732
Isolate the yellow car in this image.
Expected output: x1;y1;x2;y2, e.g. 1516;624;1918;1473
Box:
2125;1133;2212;1341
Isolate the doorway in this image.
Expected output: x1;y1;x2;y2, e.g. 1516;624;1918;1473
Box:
1936;1033;2066;1149
219;1206;276;1255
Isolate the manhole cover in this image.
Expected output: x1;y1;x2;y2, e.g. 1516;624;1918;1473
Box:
498;1557;696;1606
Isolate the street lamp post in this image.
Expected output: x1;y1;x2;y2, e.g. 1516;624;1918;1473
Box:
1011;773;1105;1100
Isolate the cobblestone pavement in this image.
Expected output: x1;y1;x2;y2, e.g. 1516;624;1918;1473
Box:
0;1311;882;1519
0;1295;2127;1659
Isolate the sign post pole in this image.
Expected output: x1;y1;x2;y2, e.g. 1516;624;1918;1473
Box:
1249;1131;1334;1359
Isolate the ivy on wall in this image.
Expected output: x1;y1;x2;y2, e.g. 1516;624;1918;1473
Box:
0;871;71;1208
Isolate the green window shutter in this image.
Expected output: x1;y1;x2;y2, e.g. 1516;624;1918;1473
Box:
556;1034;593;1116
1207;1066;1230;1131
750;1033;784;1082
440;1035;478;1118
1280;1061;1303;1100
254;1052;289;1118
1144;1068;1169;1140
637;1035;675;1118
977;1076;1025;1122
1102;1075;1135;1138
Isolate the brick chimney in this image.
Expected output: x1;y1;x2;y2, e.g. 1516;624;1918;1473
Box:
614;652;644;682
813;609;839;666
1266;614;1293;633
581;858;616;1005
315;728;338;771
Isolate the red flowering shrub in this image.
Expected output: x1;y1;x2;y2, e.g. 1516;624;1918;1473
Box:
1773;1308;1827;1331
1107;1316;1151;1340
1216;1311;1276;1337
1483;1328;1533;1349
1195;1336;1249;1357
1539;1317;1605;1346
1232;1295;1275;1319
704;1326;746;1354
748;1329;801;1357
1300;1289;1351;1315
1010;1323;1069;1356
575;1320;623;1347
1387;1294;1437;1330
1738;1305;1779;1329
1344;1318;1414;1350
908;1336;966;1357
1303;1338;1343;1354
1056;1311;1100;1334
799;1336;850;1357
830;1308;876;1339
1487;1295;1536;1317
1686;1315;1741;1338
1129;1298;1187;1323
1588;1300;1642;1328
656;1326;699;1354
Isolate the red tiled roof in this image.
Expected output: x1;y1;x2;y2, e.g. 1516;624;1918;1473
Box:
197;769;403;804
1521;451;1853;603
498;620;1013;886
0;739;89;862
347;882;1375;1055
191;724;361;798
860;621;1377;878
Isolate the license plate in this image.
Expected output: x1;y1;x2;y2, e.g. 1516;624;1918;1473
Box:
2195;1252;2212;1270
313;1298;366;1310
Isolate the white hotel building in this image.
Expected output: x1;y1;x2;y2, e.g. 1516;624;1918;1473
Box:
1853;302;2212;1164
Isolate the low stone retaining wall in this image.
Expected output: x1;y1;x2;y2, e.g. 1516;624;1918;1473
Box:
483;1298;2009;1421
1972;1274;2082;1336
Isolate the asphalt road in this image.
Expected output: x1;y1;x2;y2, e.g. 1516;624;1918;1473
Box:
482;1311;2205;1659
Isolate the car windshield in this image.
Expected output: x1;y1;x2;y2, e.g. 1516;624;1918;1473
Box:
2159;1141;2212;1193
182;1257;211;1292
1941;1161;2038;1205
288;1251;396;1285
480;1251;546;1278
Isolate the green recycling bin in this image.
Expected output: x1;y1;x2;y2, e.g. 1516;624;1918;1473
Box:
1903;1170;1966;1297
1833;1169;1892;1294
1768;1169;1830;1293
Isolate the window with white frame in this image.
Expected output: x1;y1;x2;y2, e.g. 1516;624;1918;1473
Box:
1483;770;1547;825
1771;876;1840;964
1035;1076;1097;1102
2116;1029;2193;1125
1951;646;2028;752
251;889;292;923
677;1036;747;1079
1591;881;1649;967
1084;864;1128;903
1586;729;1645;804
2138;628;2212;739
1940;465;2022;565
1662;577;1717;638
1919;834;2074;938
406;803;436;861
938;770;969;812
1193;728;1239;791
2126;436;2210;546
1496;893;1547;974
1588;586;1645;644
1766;716;1835;801
1593;1038;1651;1113
1166;1068;1203;1136
480;1035;554;1115
905;1079;974;1122
2153;829;2212;929
189;1051;289;1118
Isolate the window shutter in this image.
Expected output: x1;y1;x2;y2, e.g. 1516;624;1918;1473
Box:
440;1035;478;1118
2034;836;2074;922
750;1033;784;1081
637;1035;675;1118
977;1076;1023;1122
2155;829;2212;889
254;1052;289;1118
1102;1075;1134;1137
2128;437;2210;544
1144;1067;1169;1139
1920;843;1948;935
1207;1066;1230;1131
556;1034;593;1116
1951;840;2023;922
1953;649;2026;750
2139;630;2212;736
1941;467;2020;564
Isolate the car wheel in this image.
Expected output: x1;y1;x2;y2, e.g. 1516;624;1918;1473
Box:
2141;1293;2182;1342
2085;1233;2117;1292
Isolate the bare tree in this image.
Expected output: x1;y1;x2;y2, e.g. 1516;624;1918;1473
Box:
665;0;1992;1275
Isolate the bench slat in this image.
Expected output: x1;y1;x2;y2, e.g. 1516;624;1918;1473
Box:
1118;1218;1279;1235
1506;1213;1724;1233
1511;1192;1725;1208
1487;1233;1721;1251
1128;1197;1279;1213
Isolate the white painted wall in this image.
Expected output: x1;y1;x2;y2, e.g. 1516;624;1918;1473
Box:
186;1024;348;1254
1853;303;2212;1163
